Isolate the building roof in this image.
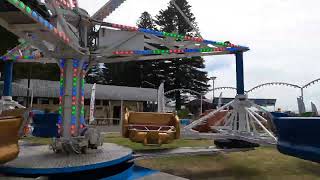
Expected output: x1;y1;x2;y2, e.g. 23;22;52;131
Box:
0;79;157;102
188;97;277;107
213;97;276;107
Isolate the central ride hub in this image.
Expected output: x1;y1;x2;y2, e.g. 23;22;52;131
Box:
0;143;133;179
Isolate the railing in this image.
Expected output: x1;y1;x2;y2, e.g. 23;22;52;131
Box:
90;118;121;126
128;124;176;132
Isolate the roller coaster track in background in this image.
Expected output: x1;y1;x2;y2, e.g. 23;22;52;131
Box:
210;87;238;92
302;78;320;89
212;78;320;95
246;82;301;93
164;88;203;96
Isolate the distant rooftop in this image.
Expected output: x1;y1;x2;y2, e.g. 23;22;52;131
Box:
188;97;277;107
0;79;157;102
213;97;276;107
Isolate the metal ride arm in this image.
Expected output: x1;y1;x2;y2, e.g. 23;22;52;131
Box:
170;0;202;38
91;0;127;21
94;21;249;63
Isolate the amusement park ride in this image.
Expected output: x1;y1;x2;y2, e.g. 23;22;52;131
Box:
0;0;319;179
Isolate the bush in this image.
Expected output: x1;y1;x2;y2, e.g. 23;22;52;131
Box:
177;109;190;119
300;112;313;117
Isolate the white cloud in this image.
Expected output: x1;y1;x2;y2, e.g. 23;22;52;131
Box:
78;0;320;111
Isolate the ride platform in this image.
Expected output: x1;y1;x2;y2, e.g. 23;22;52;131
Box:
0;143;134;179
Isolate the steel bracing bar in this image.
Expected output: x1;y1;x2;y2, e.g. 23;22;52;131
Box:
245;108;276;140
247;108;267;123
245;111;250;132
184;100;234;131
224;110;235;127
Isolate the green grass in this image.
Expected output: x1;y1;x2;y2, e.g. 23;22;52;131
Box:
136;147;320;180
22;136;52;145
22;134;320;180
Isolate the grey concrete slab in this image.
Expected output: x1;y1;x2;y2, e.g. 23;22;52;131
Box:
98;125;121;133
134;147;253;160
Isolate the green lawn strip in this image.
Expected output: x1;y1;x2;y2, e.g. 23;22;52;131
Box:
21;137;52;145
136;147;320;180
104;134;214;151
22;134;213;151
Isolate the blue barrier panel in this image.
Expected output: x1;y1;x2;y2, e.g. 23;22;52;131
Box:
270;112;290;118
180;119;191;126
273;116;320;163
32;113;59;138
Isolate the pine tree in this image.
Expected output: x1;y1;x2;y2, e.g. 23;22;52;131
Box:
136;12;162;88
155;0;209;110
137;12;156;29
86;64;110;84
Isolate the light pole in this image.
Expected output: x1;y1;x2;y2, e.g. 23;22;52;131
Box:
210;77;217;104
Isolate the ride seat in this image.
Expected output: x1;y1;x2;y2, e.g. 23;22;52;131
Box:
122;112;180;145
0;116;22;164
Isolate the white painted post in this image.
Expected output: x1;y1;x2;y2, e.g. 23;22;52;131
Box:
120;100;124;134
200;95;203;114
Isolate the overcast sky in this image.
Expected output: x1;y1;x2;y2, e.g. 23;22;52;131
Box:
78;0;320;111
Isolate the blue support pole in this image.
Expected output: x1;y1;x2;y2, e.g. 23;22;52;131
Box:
3;61;14;97
235;52;245;95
